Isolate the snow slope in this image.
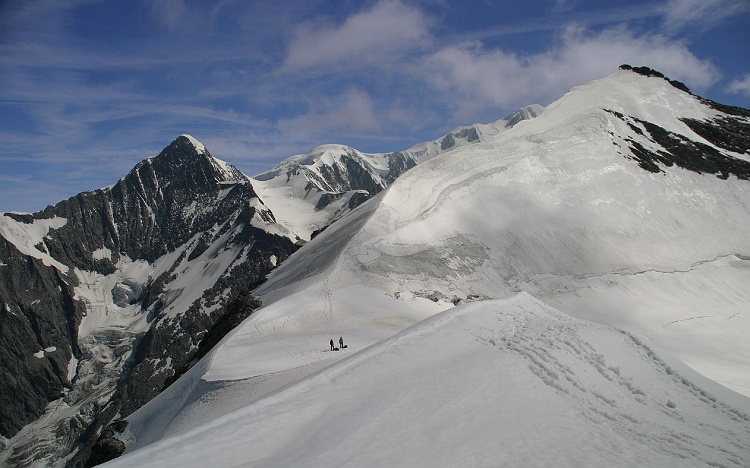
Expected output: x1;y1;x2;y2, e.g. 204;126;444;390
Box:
107;294;750;468
110;69;750;465
120;283;451;451
317;70;750;395
0;215;69;272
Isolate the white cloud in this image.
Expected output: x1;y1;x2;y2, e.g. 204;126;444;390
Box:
277;88;381;141
662;0;750;33
547;26;719;89
281;0;431;72
728;74;750;97
420;25;720;119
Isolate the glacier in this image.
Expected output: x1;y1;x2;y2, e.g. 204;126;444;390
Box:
103;68;750;466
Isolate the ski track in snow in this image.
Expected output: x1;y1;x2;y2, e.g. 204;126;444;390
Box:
659;315;714;329
476;305;750;464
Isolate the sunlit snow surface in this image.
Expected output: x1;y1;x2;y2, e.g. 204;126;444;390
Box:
0;215;68;271
329;71;750;396
110;294;750;468
111;71;750;466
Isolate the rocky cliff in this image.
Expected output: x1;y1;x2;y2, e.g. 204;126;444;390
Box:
0;136;296;466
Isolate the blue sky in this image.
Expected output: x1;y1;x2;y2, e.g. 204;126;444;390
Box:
1;0;749;213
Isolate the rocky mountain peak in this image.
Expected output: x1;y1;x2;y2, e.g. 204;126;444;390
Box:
138;135;245;190
618;64;691;93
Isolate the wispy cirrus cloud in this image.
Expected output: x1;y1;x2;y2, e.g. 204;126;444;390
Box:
1;0;748;213
463;3;664;42
661;0;750;33
146;0;189;31
728;74;750;97
280;0;432;73
277;88;381;143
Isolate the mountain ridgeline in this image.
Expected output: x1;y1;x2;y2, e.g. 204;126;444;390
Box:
0;106;543;466
108;66;750;467
0;136;297;466
1;67;749;467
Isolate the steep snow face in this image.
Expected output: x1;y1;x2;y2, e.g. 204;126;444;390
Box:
257;70;750;396
107;294;750;468
338;75;748;283
0;215;69;272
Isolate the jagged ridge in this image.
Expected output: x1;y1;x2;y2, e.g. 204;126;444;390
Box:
0;136;297;467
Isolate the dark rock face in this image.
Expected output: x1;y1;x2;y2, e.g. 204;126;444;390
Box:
0;136;296;466
0;236;84;436
37;137;250;268
606;109;750;179
683;115;750;156
385;152;418;185
619;64;690;93
439;127;480;151
315;153;383;195
309;151;385;196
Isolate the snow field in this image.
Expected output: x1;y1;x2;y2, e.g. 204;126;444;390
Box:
543;253;750;396
322;80;750;399
118;282;451;451
107;293;750;467
204;283;449;382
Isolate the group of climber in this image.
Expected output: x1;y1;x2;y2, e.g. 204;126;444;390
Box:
329;336;346;351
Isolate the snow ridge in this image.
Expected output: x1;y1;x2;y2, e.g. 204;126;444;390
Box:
109;295;750;468
251;105;544;240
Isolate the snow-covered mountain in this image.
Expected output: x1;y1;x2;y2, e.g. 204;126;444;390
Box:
3;66;750;467
0;105;542;467
251;105;543;240
0;136;298;466
104;67;750;467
